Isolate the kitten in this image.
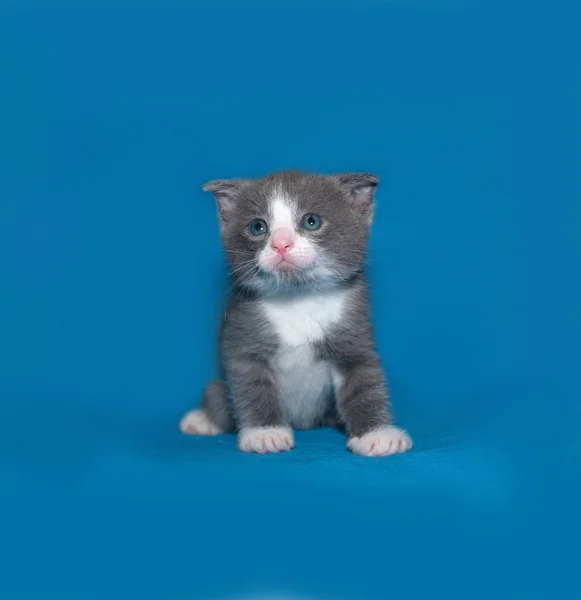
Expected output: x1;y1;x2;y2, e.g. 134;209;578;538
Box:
180;171;412;456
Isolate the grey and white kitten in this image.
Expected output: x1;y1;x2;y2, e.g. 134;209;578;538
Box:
180;170;412;456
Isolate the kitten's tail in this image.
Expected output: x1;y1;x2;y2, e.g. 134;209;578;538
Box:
179;380;235;435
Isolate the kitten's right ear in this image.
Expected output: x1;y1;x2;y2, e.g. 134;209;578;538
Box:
202;179;248;221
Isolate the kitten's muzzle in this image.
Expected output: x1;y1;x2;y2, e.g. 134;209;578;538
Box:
270;228;294;257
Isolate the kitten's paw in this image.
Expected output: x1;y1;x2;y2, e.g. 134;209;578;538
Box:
238;426;295;454
347;426;412;457
179;410;223;436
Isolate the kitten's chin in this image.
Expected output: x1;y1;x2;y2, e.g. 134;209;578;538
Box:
271;259;301;272
244;263;344;296
262;256;311;275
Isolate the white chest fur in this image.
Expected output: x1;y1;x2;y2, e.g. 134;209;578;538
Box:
260;289;347;346
260;290;348;429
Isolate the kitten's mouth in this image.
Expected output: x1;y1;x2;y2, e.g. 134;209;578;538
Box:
271;257;300;271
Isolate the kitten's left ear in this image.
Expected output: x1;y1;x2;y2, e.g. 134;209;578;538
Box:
335;173;379;225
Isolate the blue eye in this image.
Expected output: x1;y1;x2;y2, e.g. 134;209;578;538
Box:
301;213;323;231
248;219;268;236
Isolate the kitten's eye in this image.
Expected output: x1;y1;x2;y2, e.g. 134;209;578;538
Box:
301;213;323;231
248;219;268;236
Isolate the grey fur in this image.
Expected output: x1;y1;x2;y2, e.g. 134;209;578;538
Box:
192;170;405;450
201;380;235;433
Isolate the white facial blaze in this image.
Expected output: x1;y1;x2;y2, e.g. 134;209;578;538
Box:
257;194;317;272
270;196;295;231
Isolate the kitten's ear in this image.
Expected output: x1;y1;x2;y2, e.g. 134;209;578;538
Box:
202;179;249;222
335;173;379;224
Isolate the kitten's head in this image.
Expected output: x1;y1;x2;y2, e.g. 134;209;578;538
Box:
203;170;379;295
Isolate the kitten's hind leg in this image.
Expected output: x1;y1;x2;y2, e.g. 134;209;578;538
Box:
179;380;235;435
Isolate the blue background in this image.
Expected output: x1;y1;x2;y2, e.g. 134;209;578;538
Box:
0;1;579;599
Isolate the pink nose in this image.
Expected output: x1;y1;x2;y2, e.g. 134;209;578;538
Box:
270;228;294;256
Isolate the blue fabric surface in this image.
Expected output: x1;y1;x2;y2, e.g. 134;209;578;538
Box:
0;1;579;599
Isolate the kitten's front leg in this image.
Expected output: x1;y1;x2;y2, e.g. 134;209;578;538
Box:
227;357;294;454
335;355;412;457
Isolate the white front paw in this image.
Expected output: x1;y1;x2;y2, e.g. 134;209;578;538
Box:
238;426;295;454
347;426;412;457
179;410;223;436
